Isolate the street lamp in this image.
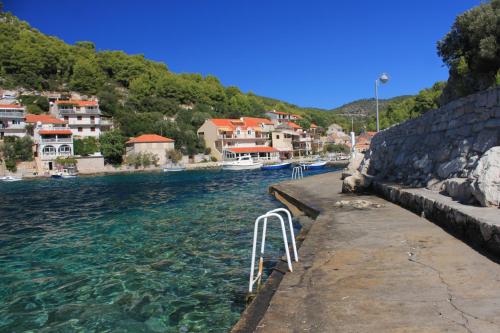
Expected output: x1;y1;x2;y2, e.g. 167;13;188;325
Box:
375;73;389;132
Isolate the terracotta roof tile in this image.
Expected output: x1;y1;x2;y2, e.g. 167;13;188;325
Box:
126;134;174;144
25;114;66;124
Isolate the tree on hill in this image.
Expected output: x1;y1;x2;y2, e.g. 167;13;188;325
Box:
438;0;500;103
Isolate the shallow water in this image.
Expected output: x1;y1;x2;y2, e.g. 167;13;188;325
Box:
0;167;334;332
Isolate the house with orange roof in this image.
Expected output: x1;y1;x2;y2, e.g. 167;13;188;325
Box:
26;114;74;171
0;104;26;139
197;117;279;161
265;110;303;125
51;99;107;138
125;134;175;166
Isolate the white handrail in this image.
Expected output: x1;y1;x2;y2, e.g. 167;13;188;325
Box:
292;166;304;179
249;210;297;293
267;208;298;262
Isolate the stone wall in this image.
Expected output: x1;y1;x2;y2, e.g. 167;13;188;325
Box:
362;87;500;207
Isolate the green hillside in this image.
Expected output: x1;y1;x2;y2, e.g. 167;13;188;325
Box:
0;11;335;139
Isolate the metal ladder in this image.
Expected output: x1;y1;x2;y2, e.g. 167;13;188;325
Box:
249;208;299;293
291;165;304;180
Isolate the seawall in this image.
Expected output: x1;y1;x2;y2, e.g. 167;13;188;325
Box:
364;86;500;189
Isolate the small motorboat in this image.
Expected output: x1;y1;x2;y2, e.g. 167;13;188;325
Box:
51;169;78;179
261;162;292;170
163;164;186;172
222;155;263;171
301;160;328;170
0;176;22;182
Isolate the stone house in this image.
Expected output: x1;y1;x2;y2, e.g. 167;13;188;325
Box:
125;134;175;166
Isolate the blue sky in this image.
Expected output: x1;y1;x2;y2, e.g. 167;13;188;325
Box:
5;0;480;109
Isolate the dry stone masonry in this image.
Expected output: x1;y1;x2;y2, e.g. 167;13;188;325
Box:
358;87;500;208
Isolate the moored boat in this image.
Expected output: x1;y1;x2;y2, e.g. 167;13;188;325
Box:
0;176;22;182
261;162;291;170
301;160;328;170
163;164;186;172
222;155;262;171
51;169;78;179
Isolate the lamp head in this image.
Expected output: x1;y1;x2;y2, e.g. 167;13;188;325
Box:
379;73;389;84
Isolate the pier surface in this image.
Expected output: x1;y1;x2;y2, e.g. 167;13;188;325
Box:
257;173;500;332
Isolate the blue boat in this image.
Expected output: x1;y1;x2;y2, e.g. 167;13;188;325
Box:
261;162;292;170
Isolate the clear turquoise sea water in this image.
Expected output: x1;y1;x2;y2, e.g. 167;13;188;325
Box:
0;167;333;332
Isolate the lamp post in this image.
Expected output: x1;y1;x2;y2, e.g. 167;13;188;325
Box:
375;73;389;132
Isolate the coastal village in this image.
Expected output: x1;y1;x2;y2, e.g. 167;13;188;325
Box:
1;1;500;333
0;89;371;177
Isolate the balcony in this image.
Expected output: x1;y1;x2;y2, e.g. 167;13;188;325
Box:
0;124;25;131
59;108;101;115
41;137;73;143
0;111;24;119
218;135;267;140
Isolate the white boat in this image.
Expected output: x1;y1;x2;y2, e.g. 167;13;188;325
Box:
222;155;263;171
300;160;328;170
163;164;186;172
0;176;22;182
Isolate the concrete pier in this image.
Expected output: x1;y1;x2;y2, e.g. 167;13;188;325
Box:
253;172;500;332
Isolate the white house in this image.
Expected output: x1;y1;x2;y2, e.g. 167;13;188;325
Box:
51;100;102;138
26;114;74;172
0;104;26;139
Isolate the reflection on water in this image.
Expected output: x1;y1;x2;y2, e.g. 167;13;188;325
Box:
0;168;334;332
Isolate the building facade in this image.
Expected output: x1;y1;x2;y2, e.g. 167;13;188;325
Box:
125;134;175;166
26;114;74;172
265;110;303;125
51;100;102;138
197;117;279;161
0;104;26;139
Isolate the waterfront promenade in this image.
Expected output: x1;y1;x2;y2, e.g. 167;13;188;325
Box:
255;173;500;332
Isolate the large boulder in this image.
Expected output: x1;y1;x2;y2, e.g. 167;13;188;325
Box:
442;178;474;204
469;146;500;207
341;152;365;180
342;171;369;193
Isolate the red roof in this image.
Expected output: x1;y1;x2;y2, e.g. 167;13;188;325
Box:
56;100;98;107
310;123;318;128
126;134;174;144
39;129;73;135
287;121;302;129
210;117;273;130
25;114;66;124
241;117;273;126
0;104;24;109
228;146;278;153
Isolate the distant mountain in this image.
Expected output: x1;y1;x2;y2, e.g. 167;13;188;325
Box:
330;96;412;116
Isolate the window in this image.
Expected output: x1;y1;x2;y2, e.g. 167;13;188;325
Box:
90;116;95;120
276;135;280;139
236;130;241;135
58;145;71;155
64;116;69;121
42;145;56;155
77;116;82;121
78;127;83;132
91;127;95;132
12;120;20;125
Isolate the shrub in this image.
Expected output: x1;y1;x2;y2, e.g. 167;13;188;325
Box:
166;149;183;163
